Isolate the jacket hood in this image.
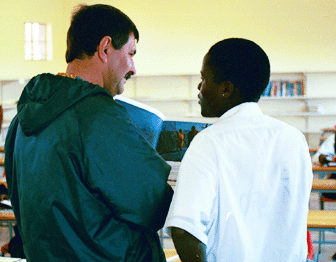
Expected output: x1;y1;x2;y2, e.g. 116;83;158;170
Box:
16;73;110;136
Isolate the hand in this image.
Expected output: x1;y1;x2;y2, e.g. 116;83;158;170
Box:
1;243;9;254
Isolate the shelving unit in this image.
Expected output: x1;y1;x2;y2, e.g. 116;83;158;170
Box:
258;94;336;148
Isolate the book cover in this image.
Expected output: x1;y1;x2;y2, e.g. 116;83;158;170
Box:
115;95;165;148
155;117;213;161
115;95;215;162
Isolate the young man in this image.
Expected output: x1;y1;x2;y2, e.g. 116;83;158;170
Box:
164;38;313;261
5;4;173;261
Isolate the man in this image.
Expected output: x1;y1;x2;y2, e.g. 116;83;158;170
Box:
164;38;313;261
312;133;336;165
177;129;185;151
5;4;173;261
187;126;199;147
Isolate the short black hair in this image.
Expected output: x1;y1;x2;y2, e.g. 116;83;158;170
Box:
66;4;139;63
206;38;270;102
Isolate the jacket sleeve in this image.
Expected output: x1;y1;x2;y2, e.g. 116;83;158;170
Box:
77;96;173;231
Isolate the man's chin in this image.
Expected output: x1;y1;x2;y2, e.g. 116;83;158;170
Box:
117;86;124;95
115;82;125;95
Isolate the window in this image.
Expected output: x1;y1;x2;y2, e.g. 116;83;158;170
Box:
25;22;52;61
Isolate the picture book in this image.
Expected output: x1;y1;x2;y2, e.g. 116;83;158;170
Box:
114;95;216;162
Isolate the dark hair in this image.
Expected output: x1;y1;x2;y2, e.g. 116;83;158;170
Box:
66;4;139;63
206;38;270;102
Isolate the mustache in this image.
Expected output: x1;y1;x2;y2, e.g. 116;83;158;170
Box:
125;72;132;80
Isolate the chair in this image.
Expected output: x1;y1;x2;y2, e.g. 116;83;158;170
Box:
307;231;316;261
321;195;336;210
320;173;336;210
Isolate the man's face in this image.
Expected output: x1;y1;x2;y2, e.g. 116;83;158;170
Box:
104;33;137;96
198;54;224;117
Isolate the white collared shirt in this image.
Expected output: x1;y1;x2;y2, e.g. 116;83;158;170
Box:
164;102;313;262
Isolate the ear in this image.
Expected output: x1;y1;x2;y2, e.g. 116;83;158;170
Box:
221;81;234;98
98;36;112;63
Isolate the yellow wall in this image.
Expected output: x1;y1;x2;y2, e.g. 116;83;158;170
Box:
1;0;336;79
0;0;69;79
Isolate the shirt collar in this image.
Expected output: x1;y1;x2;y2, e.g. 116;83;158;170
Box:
217;102;263;122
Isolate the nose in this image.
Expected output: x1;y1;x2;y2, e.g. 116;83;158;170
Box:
130;59;136;76
197;82;202;90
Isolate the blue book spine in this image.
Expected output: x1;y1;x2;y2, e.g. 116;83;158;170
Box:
262;81;272;97
287;82;294;96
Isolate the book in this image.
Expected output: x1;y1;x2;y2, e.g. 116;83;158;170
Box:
286;81;294;96
281;81;287;97
114;95;215;162
262;81;273;97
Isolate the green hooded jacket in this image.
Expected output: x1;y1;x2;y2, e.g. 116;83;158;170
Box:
5;73;173;261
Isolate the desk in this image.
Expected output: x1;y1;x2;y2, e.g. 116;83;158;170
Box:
308;210;336;254
312;179;336;191
312;179;336;209
312;165;336;178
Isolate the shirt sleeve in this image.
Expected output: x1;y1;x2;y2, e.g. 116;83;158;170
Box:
79;97;173;231
164;132;218;245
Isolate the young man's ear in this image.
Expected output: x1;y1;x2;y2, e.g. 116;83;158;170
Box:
98;36;112;63
221;81;234;98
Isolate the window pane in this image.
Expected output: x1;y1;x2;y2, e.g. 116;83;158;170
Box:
39;44;45;60
39;24;45;42
33;42;39;60
25;22;31;41
32;23;39;42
